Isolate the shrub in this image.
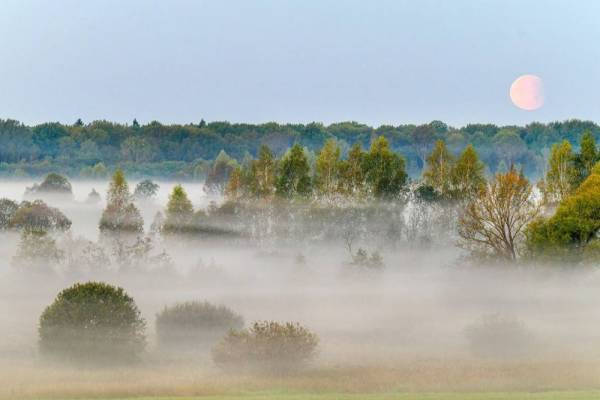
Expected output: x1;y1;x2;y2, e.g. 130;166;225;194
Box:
156;301;243;351
9;200;71;232
39;281;146;364
212;321;318;374
0;198;19;229
26;173;73;196
464;313;535;359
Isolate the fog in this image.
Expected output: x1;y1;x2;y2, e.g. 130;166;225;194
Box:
2;179;600;398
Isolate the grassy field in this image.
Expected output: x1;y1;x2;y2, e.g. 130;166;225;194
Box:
4;361;600;400
69;392;600;400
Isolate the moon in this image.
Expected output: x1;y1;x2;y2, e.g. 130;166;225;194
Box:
510;74;544;110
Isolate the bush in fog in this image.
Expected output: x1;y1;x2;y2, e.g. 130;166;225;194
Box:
39;281;146;364
212;321;318;374
162;184;195;234
9;200;71;232
12;229;64;270
85;188;101;204
465;313;535;359
0;198;19;229
25;172;73;197
156;301;243;350
99;169;143;234
351;248;384;270
133;179;159;200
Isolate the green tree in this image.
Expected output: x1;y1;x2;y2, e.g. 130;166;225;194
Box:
362;136;407;199
249;145;276;197
573;131;597;185
133;179;159;200
544;140;576;203
276;144;312;198
99;169;144;234
451;144;486;200
39;282;146;364
314;138;341;196
526;164;600;264
163;184;194;233
338;142;365;196
423;140;454;198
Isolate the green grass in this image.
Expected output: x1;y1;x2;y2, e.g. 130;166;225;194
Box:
72;391;600;400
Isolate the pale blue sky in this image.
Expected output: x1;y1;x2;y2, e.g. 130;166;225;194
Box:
0;0;598;127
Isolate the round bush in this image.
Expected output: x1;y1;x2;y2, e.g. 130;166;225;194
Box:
39;281;146;364
156;301;243;351
212;321;318;374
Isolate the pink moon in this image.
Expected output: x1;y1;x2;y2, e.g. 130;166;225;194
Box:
510;74;544;111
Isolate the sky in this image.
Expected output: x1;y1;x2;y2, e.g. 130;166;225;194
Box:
0;0;598;128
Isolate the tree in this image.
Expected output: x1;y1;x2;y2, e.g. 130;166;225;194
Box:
0;198;19;229
205;150;238;194
423;140;454;198
451;144;486;200
543;140;576;203
249;145;276;198
156;301;244;351
163;184;194;233
276;144;312;198
99;169;143;234
314;138;341;197
525;164;600;264
38;282;146;364
25;173;73;197
133;179;159;200
9;200;71;232
12;229;64;269
458;167;539;261
411;124;436;170
362;136;407;199
224;166;244;201
338;142;365;196
573;131;597;185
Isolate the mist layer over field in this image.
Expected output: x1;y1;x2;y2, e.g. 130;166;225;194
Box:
2;180;600;398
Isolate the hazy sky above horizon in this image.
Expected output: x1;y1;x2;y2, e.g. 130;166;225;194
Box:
0;0;598;128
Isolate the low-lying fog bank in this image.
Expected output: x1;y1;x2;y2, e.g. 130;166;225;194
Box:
2;179;600;398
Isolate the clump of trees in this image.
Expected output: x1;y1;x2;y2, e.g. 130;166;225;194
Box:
25;173;73;198
38;282;146;364
212;321;318;374
225;136;408;202
1;199;71;232
525;163;600;264
156;301;244;351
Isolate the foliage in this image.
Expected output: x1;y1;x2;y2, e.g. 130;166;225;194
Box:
25;172;73;197
99;169;143;234
11;229;64;270
276;144;312;198
0;198;19;229
423;140;454;198
543;140;577;204
162;184;195;234
525;166;600;264
133;179;159;200
362;136;407;199
212;321;318;374
9;200;72;232
205;150;238;194
156;301;244;350
458;167;539;261
38;281;146;364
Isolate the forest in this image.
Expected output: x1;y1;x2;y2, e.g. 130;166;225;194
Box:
1;117;599;179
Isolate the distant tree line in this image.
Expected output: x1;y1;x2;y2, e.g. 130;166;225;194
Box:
1;118;599;179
